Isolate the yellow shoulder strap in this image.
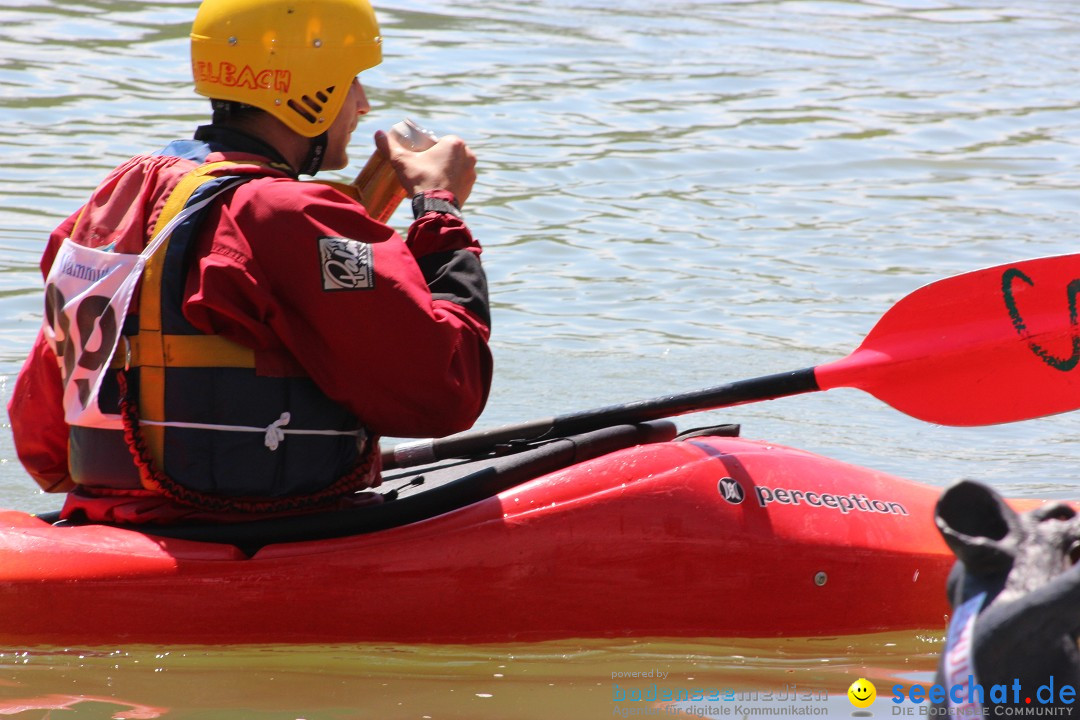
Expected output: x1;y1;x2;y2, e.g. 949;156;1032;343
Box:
134;161;259;465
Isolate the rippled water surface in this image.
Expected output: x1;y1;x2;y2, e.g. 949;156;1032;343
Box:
1;0;1079;717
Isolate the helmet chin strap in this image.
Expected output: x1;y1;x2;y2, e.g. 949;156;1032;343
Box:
299;131;329;176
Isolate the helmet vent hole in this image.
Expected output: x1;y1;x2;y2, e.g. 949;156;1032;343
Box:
316;91;329;103
300;95;323;112
287;99;317;124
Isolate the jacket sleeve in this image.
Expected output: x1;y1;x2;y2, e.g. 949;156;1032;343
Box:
9;328;74;492
182;179;493;439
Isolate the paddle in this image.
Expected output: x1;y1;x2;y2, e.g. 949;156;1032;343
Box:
384;253;1080;470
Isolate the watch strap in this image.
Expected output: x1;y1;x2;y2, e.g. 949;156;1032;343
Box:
412;192;463;220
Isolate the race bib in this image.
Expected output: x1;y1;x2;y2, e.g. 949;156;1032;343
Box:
43;239;144;427
41;178;244;428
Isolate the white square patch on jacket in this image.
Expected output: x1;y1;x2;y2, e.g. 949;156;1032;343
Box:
319;236;375;291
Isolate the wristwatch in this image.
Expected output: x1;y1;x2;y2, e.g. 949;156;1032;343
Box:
412;191;463;220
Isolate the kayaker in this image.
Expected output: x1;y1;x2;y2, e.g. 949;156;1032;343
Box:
7;0;492;523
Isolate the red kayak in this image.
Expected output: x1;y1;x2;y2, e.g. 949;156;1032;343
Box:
2;253;1074;645
0;424;979;645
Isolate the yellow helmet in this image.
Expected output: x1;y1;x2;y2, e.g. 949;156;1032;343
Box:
191;0;383;138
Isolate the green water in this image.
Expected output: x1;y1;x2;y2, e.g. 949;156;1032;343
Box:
0;635;939;718
1;0;1079;717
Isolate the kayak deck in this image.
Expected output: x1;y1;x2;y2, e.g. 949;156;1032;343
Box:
0;432;955;645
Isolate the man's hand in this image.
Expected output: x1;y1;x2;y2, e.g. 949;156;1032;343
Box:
375;130;477;206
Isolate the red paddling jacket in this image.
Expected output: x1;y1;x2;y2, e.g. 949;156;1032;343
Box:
9;126;492;522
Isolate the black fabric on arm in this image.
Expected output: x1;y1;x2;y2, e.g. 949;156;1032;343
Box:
416;249;490;327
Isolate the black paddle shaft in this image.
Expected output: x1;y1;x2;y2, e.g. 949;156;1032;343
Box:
384;367;819;469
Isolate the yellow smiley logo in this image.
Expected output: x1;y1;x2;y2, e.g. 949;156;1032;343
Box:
848;677;876;709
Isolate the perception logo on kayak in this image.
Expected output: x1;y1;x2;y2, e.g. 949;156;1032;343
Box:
717;478;745;504
717;477;909;516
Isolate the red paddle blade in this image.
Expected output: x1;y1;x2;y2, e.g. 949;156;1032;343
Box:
814;253;1080;426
